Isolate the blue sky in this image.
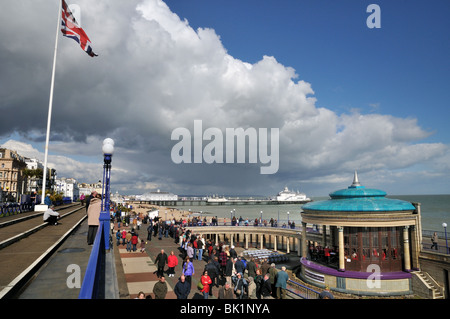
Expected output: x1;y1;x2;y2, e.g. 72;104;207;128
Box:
0;0;449;197
166;0;450;142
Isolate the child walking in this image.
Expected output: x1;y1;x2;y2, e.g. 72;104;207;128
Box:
140;239;146;253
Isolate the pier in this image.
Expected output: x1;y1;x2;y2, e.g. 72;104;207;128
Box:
130;198;312;207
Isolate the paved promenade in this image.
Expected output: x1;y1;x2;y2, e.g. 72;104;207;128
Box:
114;222;225;299
113;221;301;299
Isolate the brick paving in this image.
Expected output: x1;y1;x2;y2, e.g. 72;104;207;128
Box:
113;222;222;299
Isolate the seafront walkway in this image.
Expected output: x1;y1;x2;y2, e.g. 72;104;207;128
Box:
115;222;250;299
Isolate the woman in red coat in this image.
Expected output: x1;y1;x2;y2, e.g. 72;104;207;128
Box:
167;250;179;277
200;270;212;299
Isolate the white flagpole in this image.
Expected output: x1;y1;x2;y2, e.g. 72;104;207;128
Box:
38;0;62;209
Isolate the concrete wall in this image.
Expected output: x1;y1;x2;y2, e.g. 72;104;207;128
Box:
419;251;450;299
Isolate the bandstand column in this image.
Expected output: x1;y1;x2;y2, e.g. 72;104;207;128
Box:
302;222;307;258
322;225;327;247
338;226;345;271
260;234;264;249
245;233;249;249
274;235;278;251
410;225;420;270
230;233;234;247
403;226;411;271
286;236;290;253
215;233;218;244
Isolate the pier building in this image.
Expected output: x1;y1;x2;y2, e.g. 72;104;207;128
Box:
300;172;422;296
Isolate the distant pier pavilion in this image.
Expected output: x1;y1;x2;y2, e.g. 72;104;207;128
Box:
131;198;311;206
300;172;422;296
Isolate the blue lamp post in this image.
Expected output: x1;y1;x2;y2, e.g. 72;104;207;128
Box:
100;138;114;251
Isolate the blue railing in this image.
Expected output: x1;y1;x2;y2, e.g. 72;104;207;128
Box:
79;223;106;299
287;279;321;299
0;202;34;217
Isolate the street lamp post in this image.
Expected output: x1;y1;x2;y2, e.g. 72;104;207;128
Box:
100;138;114;251
443;222;448;254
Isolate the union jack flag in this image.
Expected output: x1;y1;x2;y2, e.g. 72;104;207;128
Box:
60;0;97;57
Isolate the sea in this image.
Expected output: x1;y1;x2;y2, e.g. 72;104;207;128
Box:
176;194;450;233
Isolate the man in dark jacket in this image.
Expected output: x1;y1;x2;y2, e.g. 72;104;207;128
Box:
174;275;190;299
218;282;234;299
218;250;228;278
225;257;234;286
205;259;219;296
153;276;168;299
155;249;168;278
261;274;273;299
234;257;245;275
246;258;257;278
229;245;237;259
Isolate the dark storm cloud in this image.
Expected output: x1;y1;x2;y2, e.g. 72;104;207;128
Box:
0;0;448;196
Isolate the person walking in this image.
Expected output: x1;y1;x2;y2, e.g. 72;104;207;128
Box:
153;276;168;299
147;222;153;241
131;232;139;252
254;268;264;299
139;239;146;253
200;270;212;299
319;285;334;299
167;250;179;277
224;256;234;286
87;193;102;245
121;229;127;246
205;259;218;296
155;249;168;278
186;243;194;260
218;282;234;299
182;257;195;287
246;257;257;278
218;248;228;279
44;194;52;207
126;231;132;252
234;272;247;299
247;277;257;299
174;275;190;299
197;236;205;261
268;263;277;297
115;229;122;246
275;266;289;299
431;232;439;250
261;274;273;299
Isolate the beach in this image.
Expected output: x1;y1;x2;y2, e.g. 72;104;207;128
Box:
129;194;449;232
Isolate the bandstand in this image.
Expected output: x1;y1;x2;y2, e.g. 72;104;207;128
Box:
300;172;422;296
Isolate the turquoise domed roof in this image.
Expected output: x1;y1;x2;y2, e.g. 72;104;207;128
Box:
303;172;416;212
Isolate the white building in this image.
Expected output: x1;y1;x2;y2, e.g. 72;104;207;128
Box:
78;182;103;197
136;189;178;201
55;177;80;201
24;157;44;194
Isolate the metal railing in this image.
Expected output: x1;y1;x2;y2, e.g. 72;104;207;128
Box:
287;279;321;299
78;223;106;299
